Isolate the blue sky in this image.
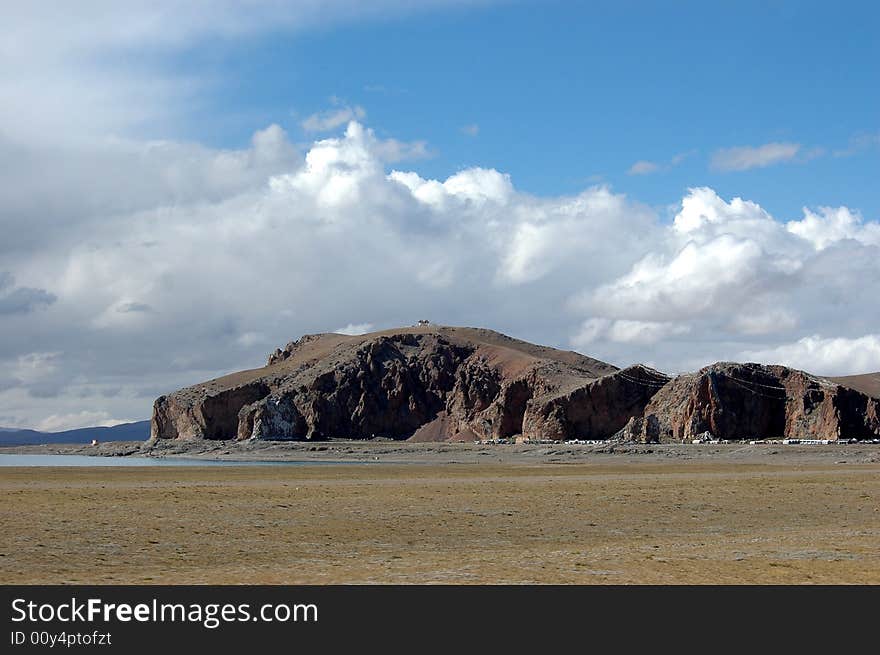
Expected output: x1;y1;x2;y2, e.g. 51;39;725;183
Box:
1;1;879;429
171;0;880;220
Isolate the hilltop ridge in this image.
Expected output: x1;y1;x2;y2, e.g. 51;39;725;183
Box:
151;325;657;442
151;326;880;443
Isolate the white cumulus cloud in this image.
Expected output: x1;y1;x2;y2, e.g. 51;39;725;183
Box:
787;206;880;250
740;335;880;376
2;123;878;427
570;186;879;373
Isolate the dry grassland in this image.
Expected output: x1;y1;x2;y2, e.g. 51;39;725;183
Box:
2;462;879;584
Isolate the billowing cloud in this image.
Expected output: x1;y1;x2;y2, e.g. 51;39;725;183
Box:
786;206;880;250
0;124;300;256
1;1;876;431
2;122;878;428
711;142;801;171
740;335;880;376
574;186;879;371
589;234;786;322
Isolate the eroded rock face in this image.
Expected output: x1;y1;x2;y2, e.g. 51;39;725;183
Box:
524;366;671;441
150;326;651;442
621;363;880;443
248;334;468;440
151;381;270;440
151;329;880;444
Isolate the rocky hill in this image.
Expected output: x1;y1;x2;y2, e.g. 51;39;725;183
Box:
150;325;666;442
150;326;880;444
621;363;880;443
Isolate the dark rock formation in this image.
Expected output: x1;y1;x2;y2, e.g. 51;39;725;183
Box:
150;326;660;442
150;328;880;444
523;365;671;441
621;362;880;443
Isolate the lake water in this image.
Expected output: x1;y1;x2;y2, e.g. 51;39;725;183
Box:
0;454;347;467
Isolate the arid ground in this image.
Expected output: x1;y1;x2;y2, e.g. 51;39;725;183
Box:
2;453;879;583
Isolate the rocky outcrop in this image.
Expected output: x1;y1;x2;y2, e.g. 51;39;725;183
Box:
621;362;880;443
523;366;671;441
151;381;270;440
238;333;470;440
150;327;880;444
150;325;655;442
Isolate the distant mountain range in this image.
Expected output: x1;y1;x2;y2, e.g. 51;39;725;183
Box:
0;420;150;446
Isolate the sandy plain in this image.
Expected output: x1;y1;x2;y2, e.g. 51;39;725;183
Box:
2;442;879;584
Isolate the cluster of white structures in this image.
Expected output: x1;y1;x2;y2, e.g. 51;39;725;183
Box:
691;433;879;445
473;438;573;445
748;438;866;445
472;436;880;446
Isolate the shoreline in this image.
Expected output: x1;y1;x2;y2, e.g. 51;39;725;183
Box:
2;438;880;466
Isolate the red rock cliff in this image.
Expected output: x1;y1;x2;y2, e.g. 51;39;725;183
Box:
150;326;660;442
621;363;880;442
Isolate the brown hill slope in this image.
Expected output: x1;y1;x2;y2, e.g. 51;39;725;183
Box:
151;325;667;442
829;372;880;399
